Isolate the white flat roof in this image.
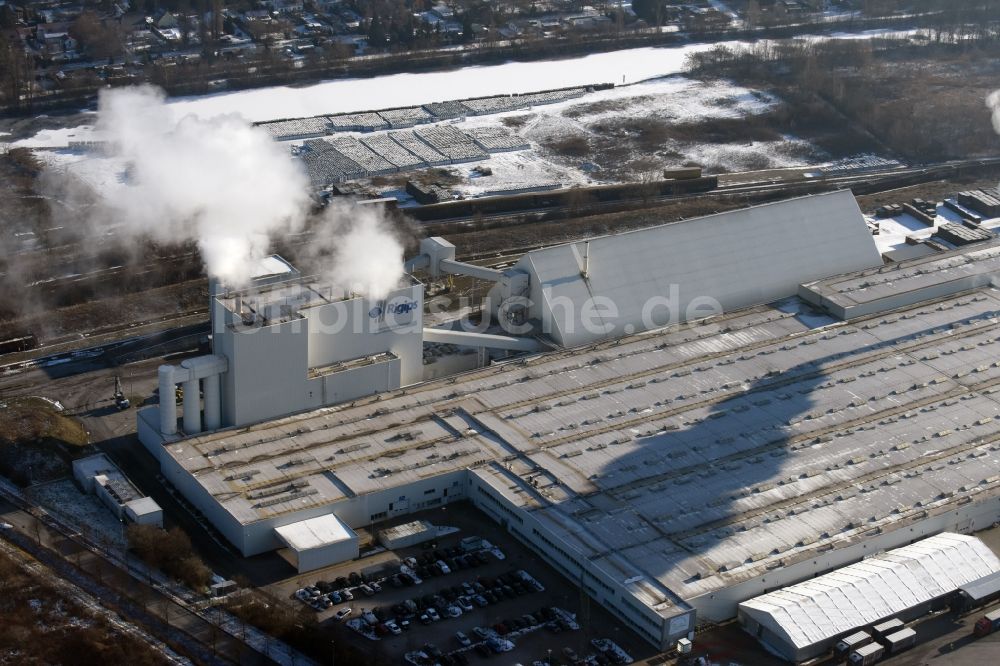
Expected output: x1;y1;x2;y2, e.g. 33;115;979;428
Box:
125;496;162;516
275;513;356;551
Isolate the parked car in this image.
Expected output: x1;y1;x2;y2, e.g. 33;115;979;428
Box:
455;631;472;647
340;588;354;601
472;594;489;607
385;619;402;635
426;608;441;622
334;608;352;621
445;605;462;618
472;626;490;640
359;584;375;596
457;596;474;612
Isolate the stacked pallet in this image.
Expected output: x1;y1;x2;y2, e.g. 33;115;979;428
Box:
957;190;1000;218
258;117;330;140
415;125;489;163
326;112;390;132
466;126;530;152
300;140;365;185
360;134;425;170
378;107;434;128
422;100;472;120
389;132;450;166
327;137;397;175
933;222;995;247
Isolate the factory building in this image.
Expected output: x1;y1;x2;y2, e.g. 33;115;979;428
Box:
738;533;1000;663
491;189;881;347
135;194;1000;652
72;454;163;527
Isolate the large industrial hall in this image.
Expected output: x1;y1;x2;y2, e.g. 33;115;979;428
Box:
136;191;1000;652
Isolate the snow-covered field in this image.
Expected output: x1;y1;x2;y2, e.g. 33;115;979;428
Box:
23;74;828;199
28;479;127;549
376;75;826;196
5;28;921;199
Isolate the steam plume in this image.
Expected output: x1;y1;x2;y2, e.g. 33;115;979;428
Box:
317;201;405;300
92;85;311;287
989;91;1000;135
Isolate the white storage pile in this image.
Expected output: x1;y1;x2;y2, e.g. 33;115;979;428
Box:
466;126;530;152
300;139;366;186
415;125;489;162
421;100;471;120
378;106;434;128
255;86;595;139
360;134;426;169
326;112;390;132
390;131;450;166
258;117;331;140
327;136;397;175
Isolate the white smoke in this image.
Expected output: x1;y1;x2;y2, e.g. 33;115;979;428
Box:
318;201;405;300
91;85;311;287
989;91;1000;134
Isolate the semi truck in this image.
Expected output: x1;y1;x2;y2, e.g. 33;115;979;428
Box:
847;642;884;666
974;609;1000;637
881;628;917;655
835;631;872;658
871;618;904;640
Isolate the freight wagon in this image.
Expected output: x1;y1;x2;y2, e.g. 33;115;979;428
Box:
410;176;719;221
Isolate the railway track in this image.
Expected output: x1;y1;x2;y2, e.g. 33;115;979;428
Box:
4;156;998;368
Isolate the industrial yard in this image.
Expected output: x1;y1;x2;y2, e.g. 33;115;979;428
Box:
5;14;1000;666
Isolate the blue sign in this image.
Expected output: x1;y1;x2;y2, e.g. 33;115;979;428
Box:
369;301;418;318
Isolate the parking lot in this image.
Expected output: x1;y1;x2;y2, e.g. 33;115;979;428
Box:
265;501;652;665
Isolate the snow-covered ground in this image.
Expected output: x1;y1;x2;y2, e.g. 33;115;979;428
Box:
29;74;829;199
5;28;922;200
28;479;127;549
868;203;974;255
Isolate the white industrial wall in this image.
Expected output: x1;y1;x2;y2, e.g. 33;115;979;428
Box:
799;274;994;320
515;190;881;347
690;493;1000;622
303;283;424;385
467;470;692;650
310;355;401;406
211;282;424;430
93;483;126;520
126;504;164;527
239;470;469;556
219;316;311;427
291;536;360;573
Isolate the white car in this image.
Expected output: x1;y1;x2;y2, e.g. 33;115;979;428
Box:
425;608;441;622
457;596;474;612
436;560;451;574
340;588;354;601
445;605;462;618
385;620;402;635
334;608;352;621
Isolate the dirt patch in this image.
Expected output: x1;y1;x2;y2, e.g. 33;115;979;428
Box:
0;546;172;666
543;135;591;158
0;396;89;485
501;113;534;129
